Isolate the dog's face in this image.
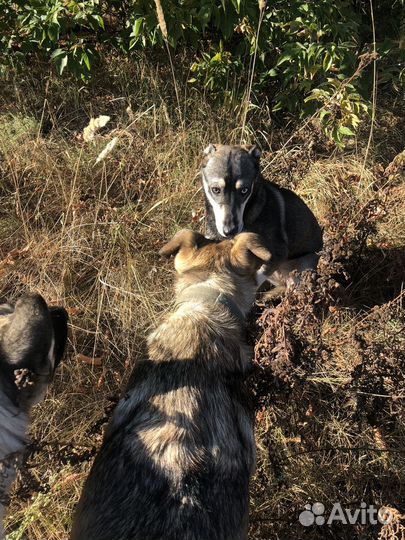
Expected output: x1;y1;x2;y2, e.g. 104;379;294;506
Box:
160;229;271;286
0;294;68;410
201;144;261;238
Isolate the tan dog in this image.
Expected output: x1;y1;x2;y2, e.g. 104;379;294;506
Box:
71;230;271;540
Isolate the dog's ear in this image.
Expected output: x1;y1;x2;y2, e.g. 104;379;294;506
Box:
246;145;261;160
231;232;271;272
49;307;68;370
159;229;206;258
203;143;217;156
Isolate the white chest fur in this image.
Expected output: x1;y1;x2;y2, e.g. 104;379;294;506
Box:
0;394;28;539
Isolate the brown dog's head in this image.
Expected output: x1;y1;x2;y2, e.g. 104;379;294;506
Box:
160;230;271;308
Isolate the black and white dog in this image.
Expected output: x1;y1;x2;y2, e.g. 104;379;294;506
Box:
0;294;68;537
201;144;323;286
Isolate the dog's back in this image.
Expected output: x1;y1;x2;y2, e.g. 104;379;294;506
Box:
71;362;253;540
269;183;323;258
70;230;271;540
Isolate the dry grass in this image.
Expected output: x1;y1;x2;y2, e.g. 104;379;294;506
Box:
0;56;404;539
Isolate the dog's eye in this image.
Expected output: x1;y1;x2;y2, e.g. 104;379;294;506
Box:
240;187;250;196
211;187;221;195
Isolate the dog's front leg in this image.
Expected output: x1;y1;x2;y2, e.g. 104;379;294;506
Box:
256;261;277;287
255;230;288;288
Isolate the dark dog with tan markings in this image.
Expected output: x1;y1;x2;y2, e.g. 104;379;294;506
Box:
71;230;272;540
0;293;68;538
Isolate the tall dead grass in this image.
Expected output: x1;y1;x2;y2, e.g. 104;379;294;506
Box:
0;55;404;539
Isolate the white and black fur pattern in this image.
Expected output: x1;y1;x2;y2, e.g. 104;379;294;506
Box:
202;144;323;287
0;392;27;539
0;294;67;538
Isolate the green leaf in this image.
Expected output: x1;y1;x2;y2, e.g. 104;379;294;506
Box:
47;24;59;42
40;28;47;45
91;14;105;30
81;50;91;71
51;48;65;59
338;126;355;136
319;109;331;121
57;54;68;75
132;17;143;38
230;0;241;14
276;53;292;67
323;53;333;72
51;10;60;26
129;37;138;50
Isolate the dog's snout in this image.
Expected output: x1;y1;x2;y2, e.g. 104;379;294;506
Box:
223;225;238;237
222;210;239;237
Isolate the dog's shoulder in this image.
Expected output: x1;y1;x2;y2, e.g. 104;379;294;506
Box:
245;177;284;227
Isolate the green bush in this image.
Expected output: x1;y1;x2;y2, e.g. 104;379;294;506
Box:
0;0;403;144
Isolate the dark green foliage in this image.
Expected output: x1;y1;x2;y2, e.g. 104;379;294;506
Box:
0;0;403;143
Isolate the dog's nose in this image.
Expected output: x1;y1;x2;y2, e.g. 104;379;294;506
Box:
223;225;238;237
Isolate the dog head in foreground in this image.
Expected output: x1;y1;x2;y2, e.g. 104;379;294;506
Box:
0;293;68;412
0;293;68;537
160;229;271;315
